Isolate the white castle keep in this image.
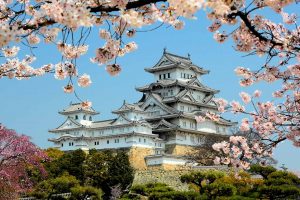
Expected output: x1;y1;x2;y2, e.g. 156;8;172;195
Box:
49;50;235;170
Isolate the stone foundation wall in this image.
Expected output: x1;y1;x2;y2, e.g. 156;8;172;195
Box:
128;147;154;170
165;144;196;155
133;166;229;191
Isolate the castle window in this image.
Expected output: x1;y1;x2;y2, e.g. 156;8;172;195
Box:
107;140;109;144
144;139;146;143
183;73;186;78
89;116;92;121
61;143;63;147
163;74;166;79
94;141;97;145
191;136;195;142
115;139;119;143
180;105;184;111
75;115;78;120
83;115;86;120
190;122;194;128
159;74;162;79
168;73;170;78
181;73;183;78
216;126;220;133
97;141;99;145
183;121;186;127
188;107;192;111
139;138;141;142
198;137;202;143
72;142;74;146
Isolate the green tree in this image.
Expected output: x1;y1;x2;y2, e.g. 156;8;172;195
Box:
181;170;238;199
108;151;134;190
46;149;86;182
84;150;134;199
31;173;80;199
70;186;103;200
249;164;277;179
258;170;300;200
45;148;64;160
84;151;111;190
181;170;225;193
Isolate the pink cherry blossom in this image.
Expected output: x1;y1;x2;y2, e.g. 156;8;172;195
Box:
239;92;251;104
106;64;122;76
78;73;92;87
0;125;48;195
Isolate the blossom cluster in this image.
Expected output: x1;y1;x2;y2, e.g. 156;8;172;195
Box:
0;126;48;193
212;136;270;170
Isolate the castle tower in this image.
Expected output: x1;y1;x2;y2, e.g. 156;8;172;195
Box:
136;51;235;157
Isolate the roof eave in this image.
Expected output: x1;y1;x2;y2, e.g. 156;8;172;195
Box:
59;110;99;115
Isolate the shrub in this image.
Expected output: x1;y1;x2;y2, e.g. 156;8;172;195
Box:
203;182;237;199
70;185;103;200
131;185;147;195
149;191;200;200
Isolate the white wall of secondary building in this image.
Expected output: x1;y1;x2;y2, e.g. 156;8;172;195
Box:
53;134;166;151
146;156;187;166
165;132;205;146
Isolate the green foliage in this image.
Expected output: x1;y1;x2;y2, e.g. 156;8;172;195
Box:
45;148;64;160
107;151;134;190
84;150;134;199
45;149;86;183
31;173;80;199
181;167;300;200
181;170;226;193
148;191;200;200
130;185;147;195
70;185;103;200
249;164;276;179
203;182;236;199
84;151;111;188
221;171;263;197
128;183;200;200
257;170;300;199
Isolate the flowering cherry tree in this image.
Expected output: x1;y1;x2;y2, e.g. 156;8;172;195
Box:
0;0;299;168
0;125;48;198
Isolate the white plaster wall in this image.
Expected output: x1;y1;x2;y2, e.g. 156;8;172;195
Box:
146;157;186;166
154;69;176;81
166;133;205;146
197;121;216;133
191;91;205;102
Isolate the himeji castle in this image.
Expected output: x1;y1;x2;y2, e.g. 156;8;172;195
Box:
49;50;236;170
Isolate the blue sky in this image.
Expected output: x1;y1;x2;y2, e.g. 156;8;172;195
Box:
0;8;299;171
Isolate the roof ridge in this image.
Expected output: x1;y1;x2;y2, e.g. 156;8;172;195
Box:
93;119;115;123
164;52;190;60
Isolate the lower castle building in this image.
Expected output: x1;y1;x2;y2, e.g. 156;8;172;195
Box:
49;50;235;170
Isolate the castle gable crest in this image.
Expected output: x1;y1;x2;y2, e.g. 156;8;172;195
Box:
49;117;83;132
141;93;177;115
110;115;131;125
